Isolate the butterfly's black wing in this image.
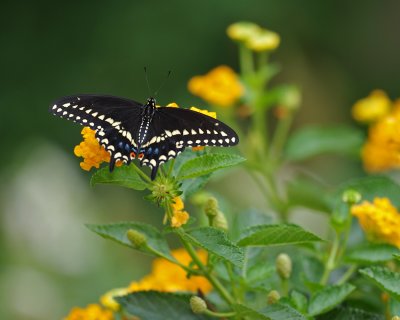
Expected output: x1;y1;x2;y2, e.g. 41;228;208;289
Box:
49;94;143;170
138;107;239;179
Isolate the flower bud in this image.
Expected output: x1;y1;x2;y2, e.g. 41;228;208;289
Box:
190;296;207;314
267;290;281;304
213;211;228;231
126;229;146;248
276;253;292;280
204;197;219;218
342;189;362;205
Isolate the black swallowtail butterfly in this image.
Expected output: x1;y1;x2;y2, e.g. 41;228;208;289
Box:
49;95;239;180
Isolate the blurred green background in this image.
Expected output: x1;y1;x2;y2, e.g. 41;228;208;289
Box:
1;1;400;319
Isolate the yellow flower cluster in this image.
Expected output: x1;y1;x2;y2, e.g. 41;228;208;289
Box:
188;65;243;107
170;196;190;227
64;304;114;320
100;248;212;310
74;127;111;171
351;197;400;248
353;91;400;172
227;21;280;52
352;90;391;123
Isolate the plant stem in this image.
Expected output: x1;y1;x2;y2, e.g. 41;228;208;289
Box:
239;44;254;75
270;112;294;160
176;230;235;305
320;231;340;285
203;309;236;318
131;163;152;184
336;264;357;285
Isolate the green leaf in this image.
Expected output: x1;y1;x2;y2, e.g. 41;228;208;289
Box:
86;222;172;260
289;290;308;314
359;266;400;300
237;224;323;247
180;174;212;199
394;254;400;262
177;153;245;180
179;227;244;267
234;303;307;320
346;244;400;264
285;125;364;161
90;164;148;190
117;291;211;320
308;284;356;316
319;307;384;320
245;263;275;285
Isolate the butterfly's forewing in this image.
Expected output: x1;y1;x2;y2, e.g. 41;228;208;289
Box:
139;107;239;179
49;94;143;169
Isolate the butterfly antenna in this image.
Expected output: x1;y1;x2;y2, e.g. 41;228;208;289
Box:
154;70;172;97
144;67;152;97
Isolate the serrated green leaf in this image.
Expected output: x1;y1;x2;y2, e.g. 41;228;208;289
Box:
308;284;356;316
90;164;148;190
234;303;306;320
117;291;211;320
346;244;400;264
359;266;400;300
177;153;245;180
179;227;244;267
285;125;363;161
319;307;384;320
237;224;323;247
289;290;308;313
86;222;172;260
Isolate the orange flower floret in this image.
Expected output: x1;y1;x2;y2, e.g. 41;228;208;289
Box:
64;304;114;320
170;196;190;228
127;248;212;293
74;127;122;171
188;65;243;107
74;127;111;171
351;197;400;248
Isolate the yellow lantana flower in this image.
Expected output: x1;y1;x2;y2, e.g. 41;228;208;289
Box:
352;90;391;123
127;248;212;294
361;101;400;172
74;127;111;171
226;21;261;42
170;196;189;228
246;29;280;52
188;65;243;107
64;304;114;320
351;197;400;248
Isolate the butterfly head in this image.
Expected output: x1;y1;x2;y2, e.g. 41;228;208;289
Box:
146;97;156;108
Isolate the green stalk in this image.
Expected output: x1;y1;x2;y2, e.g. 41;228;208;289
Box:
131;163;153;184
336;264;357;285
270;112;294;161
320;231;340;285
239;44;254;75
203;309;236;318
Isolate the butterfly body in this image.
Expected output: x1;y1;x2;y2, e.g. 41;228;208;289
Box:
49;94;238;179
